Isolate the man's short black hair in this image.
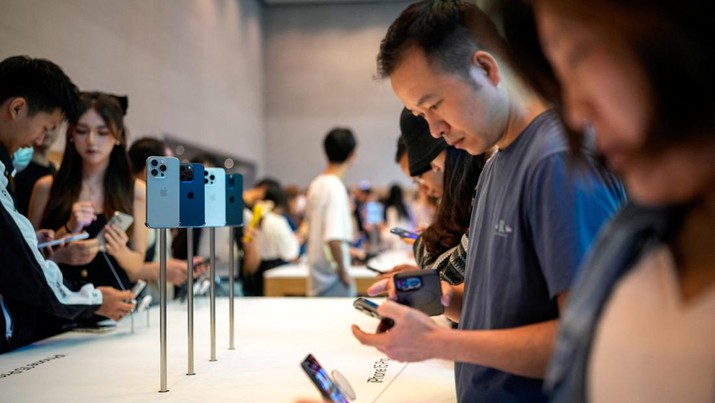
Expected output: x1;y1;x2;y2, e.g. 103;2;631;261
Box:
323;127;357;163
128;137;167;174
377;0;510;80
0;55;81;122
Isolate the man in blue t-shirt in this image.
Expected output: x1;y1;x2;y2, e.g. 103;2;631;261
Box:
352;2;627;401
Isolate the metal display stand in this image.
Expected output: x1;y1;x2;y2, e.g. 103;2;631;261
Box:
209;228;217;362
187;228;195;375
228;229;235;350
159;228;169;393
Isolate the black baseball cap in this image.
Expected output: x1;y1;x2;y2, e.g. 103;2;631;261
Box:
399;108;448;176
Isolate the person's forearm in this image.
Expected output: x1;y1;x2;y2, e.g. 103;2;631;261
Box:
327;240;347;274
114;250;146;282
430;319;559;378
444;283;464;322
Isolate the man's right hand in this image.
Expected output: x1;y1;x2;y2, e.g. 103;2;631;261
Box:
95;286;135;321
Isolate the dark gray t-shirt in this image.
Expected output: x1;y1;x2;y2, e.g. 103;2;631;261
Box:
455;110;626;402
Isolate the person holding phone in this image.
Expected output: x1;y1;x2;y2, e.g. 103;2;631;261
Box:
352;2;626;401
29;92;147;292
388;110;483;285
0;56;134;353
498;0;715;400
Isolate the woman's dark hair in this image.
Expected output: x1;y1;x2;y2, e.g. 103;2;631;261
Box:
421;147;484;256
382;184;410;222
497;0;715;152
42;92;134;229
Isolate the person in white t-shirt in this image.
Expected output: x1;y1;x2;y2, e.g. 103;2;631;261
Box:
305;127;357;297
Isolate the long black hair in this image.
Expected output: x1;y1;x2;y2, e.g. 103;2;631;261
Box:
421;147;484;256
41;92;133;230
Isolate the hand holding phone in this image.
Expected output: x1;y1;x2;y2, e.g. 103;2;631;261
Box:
353;297;394;332
389;227;419;240
130;279;147;298
38;232;90;249
97;211;134;252
393;270;444;316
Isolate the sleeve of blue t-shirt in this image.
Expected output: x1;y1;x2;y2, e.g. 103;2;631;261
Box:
525;153;625;299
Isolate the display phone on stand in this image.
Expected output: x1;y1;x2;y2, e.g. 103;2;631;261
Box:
225;173;244;227
389;227;419;240
203;167;226;227
393;270;444;316
97;211;134;252
300;354;351;403
145;156;180;228
179;162;205;227
353;297;394;332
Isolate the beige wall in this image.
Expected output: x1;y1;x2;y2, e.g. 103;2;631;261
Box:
1;0;265;172
2;0;418;189
264;1;413;189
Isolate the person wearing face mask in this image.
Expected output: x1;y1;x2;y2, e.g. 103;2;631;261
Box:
14;122;60;216
498;0;715;401
351;2;627;401
0;56;134;353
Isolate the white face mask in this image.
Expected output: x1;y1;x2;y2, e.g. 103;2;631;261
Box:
11;147;34;176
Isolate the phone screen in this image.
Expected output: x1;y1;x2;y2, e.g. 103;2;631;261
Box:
389;227;419;240
300;354;349;403
37;232;89;249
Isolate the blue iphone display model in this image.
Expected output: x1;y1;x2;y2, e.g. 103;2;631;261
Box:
145;156;180;228
225;173;244;227
203;167;226;227
179;162;205;228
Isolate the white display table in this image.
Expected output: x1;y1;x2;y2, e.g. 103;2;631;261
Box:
264;250;417;296
0;298;455;402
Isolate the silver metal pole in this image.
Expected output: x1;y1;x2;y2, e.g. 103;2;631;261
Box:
228;229;235;350
209;228;216;361
187;228;195;375
159;228;169;393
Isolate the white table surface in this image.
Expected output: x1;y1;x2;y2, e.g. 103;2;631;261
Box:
0;297;455;402
264;250;418;280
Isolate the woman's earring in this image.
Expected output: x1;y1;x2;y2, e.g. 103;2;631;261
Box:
115;141;121;146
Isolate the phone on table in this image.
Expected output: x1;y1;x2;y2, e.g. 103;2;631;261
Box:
300;354;350;403
393;270;444;316
204;167;226;227
97;211;134;252
389;227;419;240
146;156;180;228
353;297;394;332
179;162;205;228
225;173;244;227
37;231;89;249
